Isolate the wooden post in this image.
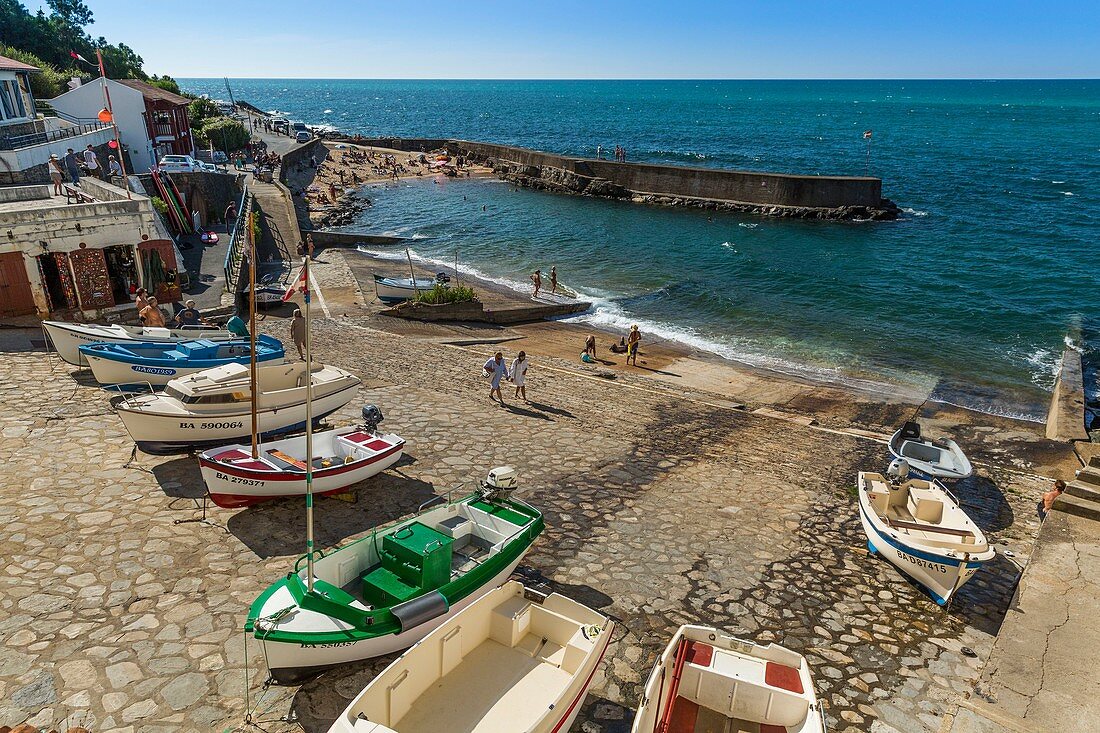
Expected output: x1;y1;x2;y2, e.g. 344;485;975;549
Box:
406;247;419;298
248;209;259;459
95;49;131;200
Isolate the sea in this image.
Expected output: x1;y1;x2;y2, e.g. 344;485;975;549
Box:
178;79;1100;422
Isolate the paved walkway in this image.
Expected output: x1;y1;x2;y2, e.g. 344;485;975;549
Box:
0;249;1071;733
945;510;1100;733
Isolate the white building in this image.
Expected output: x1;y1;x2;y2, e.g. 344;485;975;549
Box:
0;54;115;184
49;78;194;174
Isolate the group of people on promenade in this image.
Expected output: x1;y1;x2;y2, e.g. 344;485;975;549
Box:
483;351;530;403
529;266;558;298
47;145;122;193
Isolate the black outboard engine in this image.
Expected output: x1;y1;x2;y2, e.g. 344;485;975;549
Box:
900;421;922;442
361;405;384;433
435;272;451;285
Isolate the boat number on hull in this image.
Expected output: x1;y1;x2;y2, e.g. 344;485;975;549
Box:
896;549;948;573
179;421;245;430
132;365;176;376
215;472;264;486
299;641;356;648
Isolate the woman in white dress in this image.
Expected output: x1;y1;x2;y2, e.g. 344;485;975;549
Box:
510;351;529;402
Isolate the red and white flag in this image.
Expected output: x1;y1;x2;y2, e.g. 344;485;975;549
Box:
282;266;307;302
70;51;92;65
863;130;873;139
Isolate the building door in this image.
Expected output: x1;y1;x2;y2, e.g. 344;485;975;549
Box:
0;252;36;317
103;245;138;304
36;252;78;313
138;240;182;304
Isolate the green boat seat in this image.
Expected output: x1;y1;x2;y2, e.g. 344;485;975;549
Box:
361;566;420;607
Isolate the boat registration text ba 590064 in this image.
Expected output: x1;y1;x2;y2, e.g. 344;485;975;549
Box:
179;421;245;430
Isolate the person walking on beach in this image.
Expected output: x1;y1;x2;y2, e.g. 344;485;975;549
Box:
549;266;558;294
48;154;65;195
626;324;641;366
290;309;306;359
530;269;542;298
585;334;597;359
484;351;509;404
510;351;529;402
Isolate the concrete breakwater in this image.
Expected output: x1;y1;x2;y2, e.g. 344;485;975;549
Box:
320;134;899;220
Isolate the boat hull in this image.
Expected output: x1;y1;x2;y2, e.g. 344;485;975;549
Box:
373;275;435;304
85;351;282;387
858;501;988;605
888;430;973;480
115;381;360;455
42;321;228;366
262;555;528;684
199;432;405;508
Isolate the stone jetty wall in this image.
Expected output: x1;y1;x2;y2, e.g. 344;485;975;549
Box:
315;134;898;220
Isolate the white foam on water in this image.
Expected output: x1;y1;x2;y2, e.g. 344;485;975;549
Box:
738;222;759;229
1062;191;1076;196
323;109;333;114
902;207;929;216
1025;347;1062;391
1052;180;1066;184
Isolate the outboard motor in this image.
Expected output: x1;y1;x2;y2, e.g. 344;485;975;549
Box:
887;458;910;483
480;465;518;503
361;404;384;433
900;421;922;442
435;272;451;285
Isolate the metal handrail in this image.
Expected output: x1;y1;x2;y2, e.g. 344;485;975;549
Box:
223;186;252;292
0;121;110;151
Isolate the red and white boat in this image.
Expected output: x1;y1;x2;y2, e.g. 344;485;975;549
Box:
198;408;404;508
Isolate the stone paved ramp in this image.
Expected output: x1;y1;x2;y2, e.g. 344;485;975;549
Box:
0;316;1052;733
946;511;1100;733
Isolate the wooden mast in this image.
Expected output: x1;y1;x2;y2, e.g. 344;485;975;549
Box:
303;253;316;592
248;210;259;458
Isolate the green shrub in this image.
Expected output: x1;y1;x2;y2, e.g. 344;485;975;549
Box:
413;284;478;305
0;45;66;99
150;196;168;217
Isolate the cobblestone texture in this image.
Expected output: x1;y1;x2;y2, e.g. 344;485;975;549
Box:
0;314;1048;732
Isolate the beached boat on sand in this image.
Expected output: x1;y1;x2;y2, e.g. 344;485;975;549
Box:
42;320;230;366
326;581;613;733
79;334;284;387
113;360;360;454
858;464;994;605
198;407;404;508
632;624;825;733
888;421;973;480
374;273;448;304
247;469;544;684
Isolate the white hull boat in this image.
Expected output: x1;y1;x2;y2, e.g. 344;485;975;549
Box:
888;421;973;480
858;469;994;605
632;624;825;733
247;476;543;684
80;335;284;387
114;360;360;454
199;420;405;508
43;320;230;366
373;273;447;304
326;581;613;733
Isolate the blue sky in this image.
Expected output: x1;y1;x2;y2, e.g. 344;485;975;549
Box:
29;0;1100;78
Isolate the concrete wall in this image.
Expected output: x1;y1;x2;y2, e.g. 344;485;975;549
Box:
136;170;245;226
1047;347;1090;442
0;128;118;185
451;140;883;209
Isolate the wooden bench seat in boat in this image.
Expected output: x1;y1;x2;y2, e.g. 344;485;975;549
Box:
337;431;396;454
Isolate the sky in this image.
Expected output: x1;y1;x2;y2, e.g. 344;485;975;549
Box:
27;0;1100;79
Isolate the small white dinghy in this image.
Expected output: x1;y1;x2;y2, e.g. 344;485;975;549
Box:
858;461;995;606
326;581;613;733
631;625;825;733
42;320;231;366
888;421;973;480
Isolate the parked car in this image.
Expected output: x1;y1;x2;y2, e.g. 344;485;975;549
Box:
291;122;307;133
157;155;202;173
212;151;228;164
295;130;312;143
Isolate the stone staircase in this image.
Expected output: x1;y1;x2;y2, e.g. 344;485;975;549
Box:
1054;456;1100;521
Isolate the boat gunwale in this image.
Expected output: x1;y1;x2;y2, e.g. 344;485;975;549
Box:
856;492;995;566
245;494;544;644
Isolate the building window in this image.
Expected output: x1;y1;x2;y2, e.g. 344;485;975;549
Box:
0;80;16;120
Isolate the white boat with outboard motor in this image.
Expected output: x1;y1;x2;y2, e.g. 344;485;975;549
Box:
888;421;973;480
325;581;613;733
631;624;826;733
113;360;360;454
42;320;230;366
858;459;995;606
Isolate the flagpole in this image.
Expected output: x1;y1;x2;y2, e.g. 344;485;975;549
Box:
94;49;131;200
248;211;259;459
303;253;315;593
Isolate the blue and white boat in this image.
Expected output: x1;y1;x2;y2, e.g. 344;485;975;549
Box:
888;421;973;480
858;464;994;606
79;335;285;387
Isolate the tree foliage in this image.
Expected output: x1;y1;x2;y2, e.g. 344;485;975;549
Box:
0;44;66;98
195;117;251;153
188;97;220;126
149;74;184;96
0;0;157;83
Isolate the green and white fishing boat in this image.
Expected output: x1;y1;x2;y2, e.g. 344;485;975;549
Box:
246;467;544;684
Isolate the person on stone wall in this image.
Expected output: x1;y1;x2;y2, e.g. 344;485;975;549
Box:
1039;479;1067;519
63;148;81;185
108;155;122;179
83;145;103;180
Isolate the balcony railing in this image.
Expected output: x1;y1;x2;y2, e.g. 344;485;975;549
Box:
0;122;110;151
152;122;178;139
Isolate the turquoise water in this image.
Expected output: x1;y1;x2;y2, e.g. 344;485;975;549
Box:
180;79;1100;419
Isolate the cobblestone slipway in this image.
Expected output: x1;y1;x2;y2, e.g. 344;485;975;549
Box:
0;263;1050;732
